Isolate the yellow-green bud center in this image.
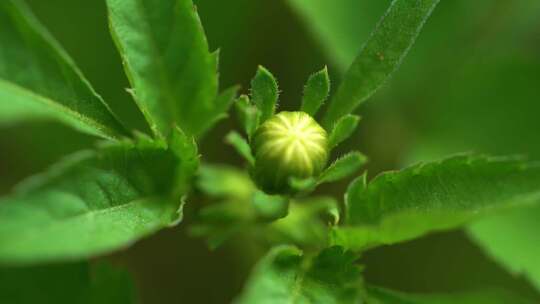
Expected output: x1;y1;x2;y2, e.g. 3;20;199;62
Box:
251;111;328;194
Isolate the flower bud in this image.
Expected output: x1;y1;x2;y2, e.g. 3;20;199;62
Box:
251;111;328;194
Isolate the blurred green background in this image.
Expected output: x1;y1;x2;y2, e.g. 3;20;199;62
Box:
1;0;539;303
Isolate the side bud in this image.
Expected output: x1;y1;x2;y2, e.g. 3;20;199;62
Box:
251;111;328;194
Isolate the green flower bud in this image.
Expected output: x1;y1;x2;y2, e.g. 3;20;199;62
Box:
251;111;328;194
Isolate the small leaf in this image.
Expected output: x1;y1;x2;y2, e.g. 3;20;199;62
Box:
250;66;278;122
234;95;260;139
343;173;367;224
196;164;254;199
0;131;199;265
368;286;537;304
235;246;362;304
289;177;317;193
332;154;540;251
328;115;361;150
196;85;239;137
319;152;367;184
301;66;330;116
252;191;289;221
197;164;255;199
267;197;339;247
0;1;128;140
107;0;232;138
323;0;441;128
225;131;255;165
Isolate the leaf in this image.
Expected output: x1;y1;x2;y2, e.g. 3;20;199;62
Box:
367;286;536;304
0;262;135;304
319;152;367;184
235;246;362;304
266;197;339;247
196;85;239;136
107;0;232;138
196;164;254;199
0;130;198;265
467;205;540;291
301;67;330;116
322;0;441;128
250;66;278;122
252;190;289;222
288;152;366;194
234;95;260;139
0;0;127;140
328;115;361;150
332;155;540;251
226;131;255;165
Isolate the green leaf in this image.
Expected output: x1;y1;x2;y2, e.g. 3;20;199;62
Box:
332;155;540;251
322;0;441;128
0;262;135;304
250;66;278;122
319;152;367;184
234;95;260;139
235;246;362;304
0;0;127;140
367;286;536;304
288;152;366;194
196;164;254;199
301;67;330;116
267;197;339;247
328;115;361;150
252;190;289;222
226;131;255;165
107;0;232;138
196;85;239;136
468;205;540;291
0;131;198;265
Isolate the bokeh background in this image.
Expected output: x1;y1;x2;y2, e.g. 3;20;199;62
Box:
1;0;539;303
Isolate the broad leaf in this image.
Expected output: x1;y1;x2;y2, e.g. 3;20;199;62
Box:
235;246;361;304
0;262;135;304
368;286;536;304
322;0;440;128
301;67;330;116
0;130;198;265
468;205;540;291
0;0;127;140
332;155;540;251
107;0;234;138
328;115;360;150
250;66;278;122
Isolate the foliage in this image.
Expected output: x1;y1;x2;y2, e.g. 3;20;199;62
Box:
0;0;539;302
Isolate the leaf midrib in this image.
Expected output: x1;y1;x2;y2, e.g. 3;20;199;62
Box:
131;0;180;135
0;79;121;139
